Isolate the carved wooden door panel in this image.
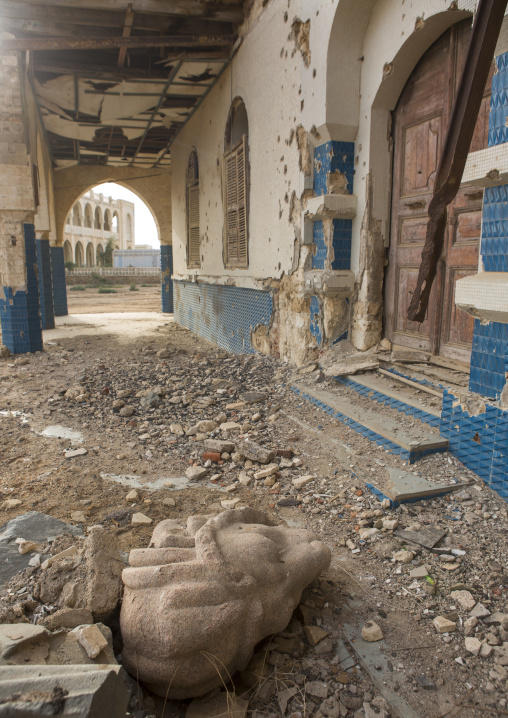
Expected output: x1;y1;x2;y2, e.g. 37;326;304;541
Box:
385;19;492;362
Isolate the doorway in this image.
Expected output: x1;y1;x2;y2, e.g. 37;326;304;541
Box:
384;19;493;363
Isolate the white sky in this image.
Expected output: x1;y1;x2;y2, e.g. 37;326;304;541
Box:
91;182;160;248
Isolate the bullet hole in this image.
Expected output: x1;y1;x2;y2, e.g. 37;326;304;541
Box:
10;236;16;246
313;69;316;78
473;432;481;444
284;11;288;22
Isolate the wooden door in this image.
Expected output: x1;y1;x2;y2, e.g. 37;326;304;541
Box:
385;19;493;363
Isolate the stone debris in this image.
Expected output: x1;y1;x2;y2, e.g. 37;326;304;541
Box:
72;623;109;658
41;545;78;570
361;621;383;642
64;447;88;459
433;616;457;634
131;512;152;526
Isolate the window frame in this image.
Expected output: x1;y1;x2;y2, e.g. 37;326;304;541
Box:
223;134;249;269
186;150;200;269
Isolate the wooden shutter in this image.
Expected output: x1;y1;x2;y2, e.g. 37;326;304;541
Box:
224;135;248;267
187;184;200;267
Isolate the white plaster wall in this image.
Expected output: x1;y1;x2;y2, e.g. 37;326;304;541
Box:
171;0;304;287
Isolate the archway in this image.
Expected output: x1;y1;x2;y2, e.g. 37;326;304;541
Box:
75;241;84;266
63;240;73;263
96;243;104;266
72;203;82;227
104;209;112;232
112;211;119;233
86;242;94;267
94;206;102;229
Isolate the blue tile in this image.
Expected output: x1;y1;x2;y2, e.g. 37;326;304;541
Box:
174;280;273;354
36;239;55;330
50;247;68;317
309;295;322;345
313;141;355;197
161;245;174;313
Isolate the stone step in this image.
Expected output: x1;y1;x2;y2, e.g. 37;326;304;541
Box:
291;381;448;463
334;373;442;428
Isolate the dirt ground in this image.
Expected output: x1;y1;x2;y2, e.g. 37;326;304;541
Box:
67;284;161;314
0;293;507;718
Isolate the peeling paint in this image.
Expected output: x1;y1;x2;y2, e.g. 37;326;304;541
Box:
326;171;349;195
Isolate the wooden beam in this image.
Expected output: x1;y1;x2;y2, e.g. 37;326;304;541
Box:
2;1;244;23
118;4;134;68
3;34;235;51
34;60;166;80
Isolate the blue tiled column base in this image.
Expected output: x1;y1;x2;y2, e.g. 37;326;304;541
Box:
161;245;173;313
36;239;55;330
314;141;354;196
310;295;322;345
469;319;508;399
0;224;42;353
312;219;352;271
174;280;273;354
50;247;68;317
440;391;508;500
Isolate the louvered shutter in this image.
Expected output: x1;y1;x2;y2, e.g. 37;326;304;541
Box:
187;184;200;267
224;135;248;267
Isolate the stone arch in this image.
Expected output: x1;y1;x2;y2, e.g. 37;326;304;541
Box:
112;210;120;233
104;209;112;232
84;203;93;228
75;241;84;266
224;96;249;152
94;206;102;229
63;240;73;263
86;242;94;267
72;203;82;227
53;168;169;248
96;243;104;266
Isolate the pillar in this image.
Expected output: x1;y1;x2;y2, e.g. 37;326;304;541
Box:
161;245;174;313
50;246;68;317
36;239;55;329
0;35;42;353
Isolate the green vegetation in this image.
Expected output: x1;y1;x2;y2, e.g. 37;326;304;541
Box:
98;287;118;294
96;237;115;267
140;283;150;287
65;261;77;271
129;282;139;291
69;285;86;291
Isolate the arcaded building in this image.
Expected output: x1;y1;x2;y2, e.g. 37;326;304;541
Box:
62;190;135;267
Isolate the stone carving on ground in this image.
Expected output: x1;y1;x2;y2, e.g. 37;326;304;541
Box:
120;507;331;699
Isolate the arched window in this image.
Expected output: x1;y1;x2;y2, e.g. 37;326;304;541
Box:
96;243;104;266
86;242;94;267
223;98;249;268
84;203;93;228
186;150;200;268
72;203;82;227
104;209;111;232
94;206;102;229
75;241;84;266
112;211;119;232
63;240;73;263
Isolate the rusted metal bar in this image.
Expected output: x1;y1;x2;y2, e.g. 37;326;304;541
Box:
407;0;508;323
1;34;235;51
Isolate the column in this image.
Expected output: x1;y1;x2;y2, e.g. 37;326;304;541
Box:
36;239;55;329
50;246;68;316
161;244;174;313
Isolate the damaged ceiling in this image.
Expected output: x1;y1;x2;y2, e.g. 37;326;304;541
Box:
0;0;245;168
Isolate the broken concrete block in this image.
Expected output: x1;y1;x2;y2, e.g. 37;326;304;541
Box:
203;439;236;454
41;608;94;631
120;507;331;699
392;549;415;563
409;565;430;579
304;625;329;646
236;441;275;464
324;355;380;377
433;616;456;633
0;665;130;717
131;513;152;526
465;637;482;656
64;447;88;459
220;498;241;510
361;621;383;642
185;466;208;481
470;603;491;619
293;475;315;489
253;464;278;480
41;545;78;570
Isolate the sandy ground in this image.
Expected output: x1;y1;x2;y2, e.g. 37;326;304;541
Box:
67;285;161;314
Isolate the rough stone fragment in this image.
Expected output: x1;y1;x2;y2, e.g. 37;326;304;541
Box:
392;549;415;563
120;508;331;699
361;621;383;642
204;439;235;454
2;499;22;510
220;422;242;433
241;392;268;404
253;464;279;480
306;681;329;699
72;624;108;659
480;643;494;658
221;498;241;510
465;637;482;656
64;447;88;459
236;441;275;465
41;608;94;631
464;617;478;636
132;513;152;526
451;590;476;612
293;475;315;489
470;603;491;619
187;420;218;435
433;616;456;633
15;538;40;555
410;565;430;579
126;489;139;502
41;545;78;570
185;466;208;481
119;405;135;417
140;392;161;409
304;625;329;645
71;511;86;523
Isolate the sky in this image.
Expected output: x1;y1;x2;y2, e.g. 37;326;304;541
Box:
91;182;160;248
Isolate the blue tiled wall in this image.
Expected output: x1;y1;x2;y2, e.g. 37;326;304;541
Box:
36;240;54;330
174;280;273;354
0;224;42;353
161;245;174;313
469;50;508;399
332;219;352;271
440;391;508;500
309;295;322;345
312;220;326;269
50;246;68;317
313;141;354;197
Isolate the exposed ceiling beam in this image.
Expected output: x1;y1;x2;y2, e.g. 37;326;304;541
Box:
33;61;168;80
3;34;235;51
3;0;244;23
118;4;134;67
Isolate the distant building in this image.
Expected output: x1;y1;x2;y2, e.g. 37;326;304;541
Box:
113;249;160;269
63;190;135;267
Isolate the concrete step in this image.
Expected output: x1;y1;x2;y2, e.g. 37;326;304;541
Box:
291;381;448;463
334;373;442;428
